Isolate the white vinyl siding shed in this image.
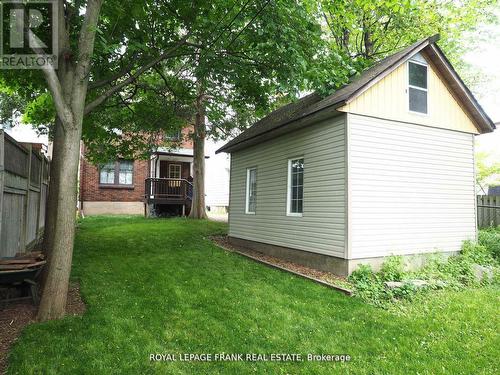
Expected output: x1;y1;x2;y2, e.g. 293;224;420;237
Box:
220;36;494;275
347;113;476;259
229;116;346;258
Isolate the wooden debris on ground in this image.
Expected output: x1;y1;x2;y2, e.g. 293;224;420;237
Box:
0;252;46;272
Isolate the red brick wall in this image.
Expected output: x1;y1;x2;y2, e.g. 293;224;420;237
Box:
79;126;193;203
180;126;194;149
80;157;148;202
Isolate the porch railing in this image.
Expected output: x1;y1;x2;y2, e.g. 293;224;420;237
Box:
145;178;193;201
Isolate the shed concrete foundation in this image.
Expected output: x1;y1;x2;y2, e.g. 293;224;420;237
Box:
228;237;349;277
228;237;459;277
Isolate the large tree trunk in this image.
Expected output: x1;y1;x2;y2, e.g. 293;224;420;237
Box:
37;124;82;321
189;89;207;219
40;117;63;287
43;119;63;254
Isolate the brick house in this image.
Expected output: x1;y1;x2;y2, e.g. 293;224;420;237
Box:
79;127;195;216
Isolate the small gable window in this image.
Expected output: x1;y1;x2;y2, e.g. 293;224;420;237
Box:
408;60;428;114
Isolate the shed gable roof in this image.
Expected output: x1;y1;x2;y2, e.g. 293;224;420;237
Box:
217;35;495;154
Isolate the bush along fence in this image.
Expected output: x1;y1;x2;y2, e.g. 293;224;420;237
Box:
0;130;50;257
477;195;500;228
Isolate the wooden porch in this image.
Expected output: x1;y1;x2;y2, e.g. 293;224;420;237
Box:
144;177;193;205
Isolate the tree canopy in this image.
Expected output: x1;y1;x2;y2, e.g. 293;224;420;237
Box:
476;151;500;192
2;0;498;159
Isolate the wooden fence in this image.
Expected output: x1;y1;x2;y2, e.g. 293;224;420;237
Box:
0;130;50;257
477;195;500;228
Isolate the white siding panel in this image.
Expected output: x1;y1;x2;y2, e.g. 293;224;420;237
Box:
205;140;230;207
229;115;346;258
348;114;476;259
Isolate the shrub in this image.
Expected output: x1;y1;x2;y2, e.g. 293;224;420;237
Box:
349;261;421;306
478;227;500;261
349;264;376;284
441;255;476;286
417;253;446;279
460;240;496;266
348;239;500;308
414;253;464;289
379;256;405;281
348;265;386;306
390;283;418;300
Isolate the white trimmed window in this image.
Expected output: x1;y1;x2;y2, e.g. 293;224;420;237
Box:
99;162;115;184
99;160;134;186
287;158;304;216
245;168;257;214
118;161;133;185
408;60;428;114
168;164;181;179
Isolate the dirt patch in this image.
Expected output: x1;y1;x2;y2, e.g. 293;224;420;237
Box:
212;236;352;294
66;283;87;316
0;283;85;374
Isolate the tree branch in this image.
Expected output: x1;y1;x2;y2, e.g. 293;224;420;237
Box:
89;51;196;90
75;0;104;83
21;6;72;128
89;61;137;90
64;0;104;123
225;0;272;50
83;34;191;115
41;64;74;128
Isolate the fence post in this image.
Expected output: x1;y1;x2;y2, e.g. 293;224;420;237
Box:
477;195;482;228
495;196;500;227
491;195;494;226
35;154;43;238
20;144;32;254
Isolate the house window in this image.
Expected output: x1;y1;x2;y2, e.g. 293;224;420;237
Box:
119;161;133;185
99;162;115;184
287;158;304;216
408;60;428;114
165;130;181;141
245;168;257;214
168;164;182;179
99;160;134;186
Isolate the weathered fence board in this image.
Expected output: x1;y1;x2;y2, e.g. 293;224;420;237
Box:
0;193;24;256
477;195;500;228
39;184;47;229
0;130;50;258
27;190;40;243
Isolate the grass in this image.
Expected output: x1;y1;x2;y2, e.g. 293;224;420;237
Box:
7;216;500;374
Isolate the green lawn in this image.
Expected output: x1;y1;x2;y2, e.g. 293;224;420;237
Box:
8;216;500;374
